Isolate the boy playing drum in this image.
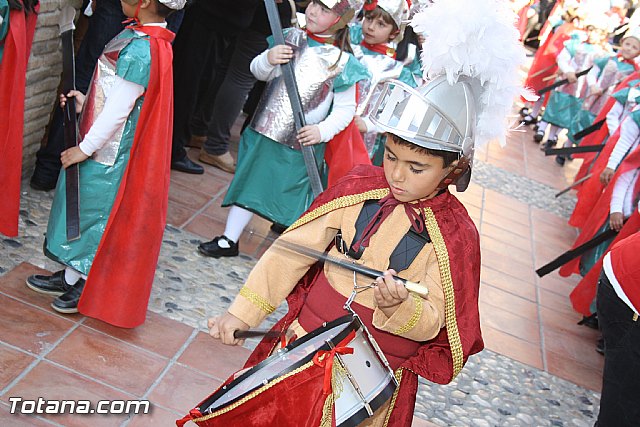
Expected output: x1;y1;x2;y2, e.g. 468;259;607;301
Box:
204;0;527;424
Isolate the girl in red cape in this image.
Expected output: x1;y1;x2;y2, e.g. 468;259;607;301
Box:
560;146;640;286
25;0;184;328
0;0;39;237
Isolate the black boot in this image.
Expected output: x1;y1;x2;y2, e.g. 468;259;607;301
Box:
577;313;599;329
51;279;85;314
26;270;76;296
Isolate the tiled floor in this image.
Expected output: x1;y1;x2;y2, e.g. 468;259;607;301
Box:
0;264;435;426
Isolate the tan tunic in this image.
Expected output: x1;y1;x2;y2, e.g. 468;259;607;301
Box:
229;201;446;344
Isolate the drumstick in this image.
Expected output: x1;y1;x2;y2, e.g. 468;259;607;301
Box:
273;238;430;298
233;330;285;339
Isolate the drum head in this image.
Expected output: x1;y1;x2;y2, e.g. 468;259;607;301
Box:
200;315;358;414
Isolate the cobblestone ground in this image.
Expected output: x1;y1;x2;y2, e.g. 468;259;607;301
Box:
1;159;601;427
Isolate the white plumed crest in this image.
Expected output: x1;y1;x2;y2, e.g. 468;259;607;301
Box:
411;0;530;147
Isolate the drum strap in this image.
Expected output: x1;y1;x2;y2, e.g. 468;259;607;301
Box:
335;199;431;273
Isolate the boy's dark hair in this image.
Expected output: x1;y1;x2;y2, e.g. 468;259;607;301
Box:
153;0;175;18
388;133;460;167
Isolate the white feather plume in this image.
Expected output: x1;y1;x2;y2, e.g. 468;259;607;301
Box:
411;0;529;147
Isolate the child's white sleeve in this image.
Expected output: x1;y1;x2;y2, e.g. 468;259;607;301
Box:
606;101;624;134
607;117;640;170
610;169;638;216
78;76;145;156
556;48;575;74
586;64;600;87
317;85;357;142
250;49;280;81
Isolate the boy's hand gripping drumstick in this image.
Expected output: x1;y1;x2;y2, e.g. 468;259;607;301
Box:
274;238;429;298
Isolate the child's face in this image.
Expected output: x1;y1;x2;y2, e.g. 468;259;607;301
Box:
362;14;397;45
306;1;340;35
383;135;454;202
586;26;606;44
620;37;640;60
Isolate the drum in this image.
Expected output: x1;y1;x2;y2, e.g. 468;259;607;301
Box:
197;315;397;427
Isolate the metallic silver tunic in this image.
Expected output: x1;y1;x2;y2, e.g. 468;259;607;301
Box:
78;35;135;166
583;59;634;115
250;28;349;148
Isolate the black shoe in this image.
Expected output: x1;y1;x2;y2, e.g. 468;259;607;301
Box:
540;137;557;151
29;175;57;192
171;157;204;174
198;235;239;258
595;336;605;355
555;155;566;166
26;270;76;296
577;313;599;329
521;115;537;125
533;130;545;143
270;223;287;234
51;280;85;314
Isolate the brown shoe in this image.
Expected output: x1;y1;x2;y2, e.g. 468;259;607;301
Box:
186;135;206;149
198;150;236;173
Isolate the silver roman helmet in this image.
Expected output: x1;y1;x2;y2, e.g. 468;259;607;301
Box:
159;0;186;10
365;0;531;192
369;77;480;191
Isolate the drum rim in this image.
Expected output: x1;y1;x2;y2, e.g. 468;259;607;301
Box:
200;314;359;414
338;379;396;427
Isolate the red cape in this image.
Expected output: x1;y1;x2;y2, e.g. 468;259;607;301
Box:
0;4;38;237
560;146;640;278
242;165;483;426
77;26;175;328
524;22;574;96
323;84;371;187
572;73;640;186
569;210;640;315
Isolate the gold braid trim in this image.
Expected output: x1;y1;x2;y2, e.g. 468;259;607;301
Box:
382;368;404;427
239;286;275;314
288;188;390;231
423;207;464;378
393;293;423;335
191;361;315;423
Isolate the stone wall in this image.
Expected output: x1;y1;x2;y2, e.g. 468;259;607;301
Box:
22;0;82;178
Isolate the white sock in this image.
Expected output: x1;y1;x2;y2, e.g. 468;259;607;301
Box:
548;125;561;139
537;121;548;133
222;206;254;245
531;98;544;117
64;267;82;285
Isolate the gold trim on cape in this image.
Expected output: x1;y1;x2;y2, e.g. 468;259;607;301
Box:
382;368;404;427
288;188;390;231
239;286;276;314
423;207;464;378
192;361;315;423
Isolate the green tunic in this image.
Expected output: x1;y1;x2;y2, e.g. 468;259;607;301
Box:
567;56;636;144
222;39;370;227
542;39;602;129
0;0;10;63
45;30;151;275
